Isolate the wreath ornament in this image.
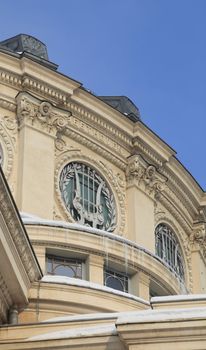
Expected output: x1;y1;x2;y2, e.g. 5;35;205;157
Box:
60;162;117;232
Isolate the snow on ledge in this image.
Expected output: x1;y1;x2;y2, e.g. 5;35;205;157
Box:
41;312;120;324
151;294;206;303
20;212;41;219
28;324;117;341
42;275;149;306
116;306;206;325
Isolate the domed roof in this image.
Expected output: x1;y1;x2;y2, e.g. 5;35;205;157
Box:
0;33;48;59
99;95;141;122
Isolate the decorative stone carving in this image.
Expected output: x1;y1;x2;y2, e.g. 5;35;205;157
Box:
0;117;16;179
126;154;166;198
67;100;132;150
63;129;127;170
190;222;206;260
190;222;206;245
55;153;126;235
16;92;71;136
0;97;16;112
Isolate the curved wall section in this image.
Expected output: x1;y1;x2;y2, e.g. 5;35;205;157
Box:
23;218;189;305
19;277;149;323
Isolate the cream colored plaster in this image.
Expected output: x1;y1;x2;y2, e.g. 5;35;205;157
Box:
126;185;155;252
86;254;104;285
17;126;55;219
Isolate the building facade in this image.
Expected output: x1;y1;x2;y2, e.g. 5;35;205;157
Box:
0;34;206;349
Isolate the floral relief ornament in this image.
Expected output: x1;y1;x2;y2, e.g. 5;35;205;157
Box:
126;154;166;195
17;93;71;135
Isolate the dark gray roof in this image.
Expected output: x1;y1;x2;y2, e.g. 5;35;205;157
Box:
0;34;48;59
99;96;141;122
0;34;58;71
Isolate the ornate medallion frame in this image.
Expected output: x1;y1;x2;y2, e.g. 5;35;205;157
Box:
54;152;126;235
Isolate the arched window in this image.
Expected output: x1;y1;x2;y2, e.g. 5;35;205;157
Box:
46;255;83;279
59;162;116;231
155;223;184;281
104;269;128;293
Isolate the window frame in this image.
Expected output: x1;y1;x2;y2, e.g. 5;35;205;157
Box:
59;162;117;231
155;223;185;281
46;254;84;279
104;268;129;293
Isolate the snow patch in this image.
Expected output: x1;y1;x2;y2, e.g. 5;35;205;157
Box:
28;324;117;341
41;275;149;305
151;294;206;303
116;306;206;324
41;312;119;324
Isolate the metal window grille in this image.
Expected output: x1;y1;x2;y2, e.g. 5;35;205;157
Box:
46;255;83;279
60;162;116;231
104;269;128;293
155;224;185;281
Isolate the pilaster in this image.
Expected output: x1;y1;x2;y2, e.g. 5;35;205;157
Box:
86;254;104;285
16;92;70;219
126;154;166;253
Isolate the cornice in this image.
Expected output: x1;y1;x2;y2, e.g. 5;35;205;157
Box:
0;95;16;112
64;127;128;170
133;121;176;162
132;136;167;168
158;192;192;235
66;99;133;150
0;63;204;216
160;166;200;221
0;68;22;89
21;75;69;105
16;92;71;137
16;92;129;170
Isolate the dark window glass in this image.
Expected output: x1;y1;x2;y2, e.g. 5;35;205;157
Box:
46;255;83;279
155;224;184;281
59;162;116;231
104;269;128;293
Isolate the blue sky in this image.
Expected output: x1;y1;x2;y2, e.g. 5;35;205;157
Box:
1;0;206;189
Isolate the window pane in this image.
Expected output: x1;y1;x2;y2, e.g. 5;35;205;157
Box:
54;265;75;278
60;162;116;231
106;276;124;291
46;255;83;279
104;269;128;293
155;224;184;281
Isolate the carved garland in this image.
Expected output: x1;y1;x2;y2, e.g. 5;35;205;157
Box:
55;153;126;235
0;117;17;179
